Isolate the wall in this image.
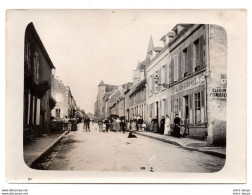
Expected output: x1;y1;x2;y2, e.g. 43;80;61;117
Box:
206;24;227;145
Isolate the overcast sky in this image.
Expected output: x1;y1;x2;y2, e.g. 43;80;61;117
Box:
29;10;176;113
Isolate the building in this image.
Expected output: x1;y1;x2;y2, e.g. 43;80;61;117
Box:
129;36;162;121
94;80;118;118
23;22;55;139
105;83;133;118
51;75;70;120
145;34;171;124
168;24;227;145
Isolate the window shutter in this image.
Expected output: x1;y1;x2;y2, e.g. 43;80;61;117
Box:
178;52;182;80
171;99;173;112
171;58;174;83
152;74;155;93
188;44;193;74
179;97;182;111
199;35;204;68
201;90;205;107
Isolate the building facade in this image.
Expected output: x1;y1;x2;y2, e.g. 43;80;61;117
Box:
23;22;55;138
51;75;69;120
168;24;226;144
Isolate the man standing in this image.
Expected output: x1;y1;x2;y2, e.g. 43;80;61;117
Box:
137;116;143;131
174;114;181;138
86;117;90;132
98;118;103;132
160;116;165;135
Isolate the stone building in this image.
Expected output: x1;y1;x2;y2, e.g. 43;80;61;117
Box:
51;75;69;120
129;36;162;121
23;22;55;139
94;80;118;118
145;24;227;145
169;24;226;145
146;33;171;124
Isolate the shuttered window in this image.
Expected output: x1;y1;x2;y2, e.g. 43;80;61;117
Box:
170;58;174;83
178;52;182;80
174;55;178;81
188;44;193;74
199;35;204;69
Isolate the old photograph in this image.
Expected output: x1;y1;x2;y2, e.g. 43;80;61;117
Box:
5;9;246;183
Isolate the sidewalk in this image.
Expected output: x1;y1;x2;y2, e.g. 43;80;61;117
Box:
23;130;69;167
134;131;226;159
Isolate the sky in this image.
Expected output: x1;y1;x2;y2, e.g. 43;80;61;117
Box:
29;10;176;113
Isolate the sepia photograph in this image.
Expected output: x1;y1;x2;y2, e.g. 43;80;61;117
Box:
5;9;246;183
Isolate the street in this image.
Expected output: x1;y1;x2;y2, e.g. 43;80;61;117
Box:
33;123;225;172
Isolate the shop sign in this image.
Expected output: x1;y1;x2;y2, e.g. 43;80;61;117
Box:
210;88;227;100
171;74;205;95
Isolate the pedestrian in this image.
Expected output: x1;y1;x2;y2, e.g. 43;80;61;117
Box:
104;119;110;132
83;117;86;132
153;116;159;133
160;116;165;134
137;116;143;131
98;118;103;132
68;118;72;131
184;116;189;137
174;114;181;138
86;117;90;132
116;118;121;132
120;119;126;133
164;115;170;135
130;118;137;132
112;119;117;132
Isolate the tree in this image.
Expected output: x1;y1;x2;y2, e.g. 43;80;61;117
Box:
49;96;57;111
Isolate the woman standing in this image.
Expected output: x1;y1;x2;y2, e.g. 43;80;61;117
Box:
153;116;159;133
131;118;137;132
164;115;170;135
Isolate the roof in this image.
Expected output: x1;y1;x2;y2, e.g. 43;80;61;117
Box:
25;22;55;69
98;80;105;86
146;35;154;58
129;78;146;97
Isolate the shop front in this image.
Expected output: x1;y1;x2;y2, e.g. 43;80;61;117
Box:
170;72;208;140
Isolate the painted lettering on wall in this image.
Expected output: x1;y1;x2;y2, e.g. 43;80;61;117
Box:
171;74;205;95
210;88;227;100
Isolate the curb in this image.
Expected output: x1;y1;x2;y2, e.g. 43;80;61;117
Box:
134;132;226;159
26;130;70;168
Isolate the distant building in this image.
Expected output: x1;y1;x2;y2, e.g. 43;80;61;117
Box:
23;22;55;138
94;80;118;118
51;75;69;120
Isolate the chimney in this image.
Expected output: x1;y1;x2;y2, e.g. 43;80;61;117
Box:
168;31;175;43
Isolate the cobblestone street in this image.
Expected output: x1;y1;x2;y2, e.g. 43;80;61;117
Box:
33;123;225;172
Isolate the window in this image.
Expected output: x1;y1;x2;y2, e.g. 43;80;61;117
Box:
33;52;39;84
194;92;201;124
182;48;188;77
174;55;178;81
174;99;178;116
193;39;200;72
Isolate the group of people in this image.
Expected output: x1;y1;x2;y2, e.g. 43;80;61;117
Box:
150;115;171;135
150;114;189;138
97;117;127;133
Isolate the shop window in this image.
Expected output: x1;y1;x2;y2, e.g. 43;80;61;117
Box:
194;92;201;124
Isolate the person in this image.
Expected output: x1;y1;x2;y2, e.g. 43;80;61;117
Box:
120;119;126;133
142;122;146;132
68;118;72;131
153;116;159;133
174;114;181;138
98;118;103;132
63;116;68;131
184;116;189;137
160;116;165;135
85;117;90;132
130;118;137;132
112;119;117;132
137;116;143;131
164;115;171;135
104;119;110;132
116;118;121;132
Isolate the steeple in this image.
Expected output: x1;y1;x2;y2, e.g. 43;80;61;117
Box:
146;35;154;58
98;80;105;86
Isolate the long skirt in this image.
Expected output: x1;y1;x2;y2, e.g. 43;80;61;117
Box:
116;122;120;132
131;122;137;131
154;123;159;133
